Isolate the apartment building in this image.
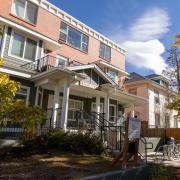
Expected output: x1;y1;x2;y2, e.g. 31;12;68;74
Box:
0;0;147;132
125;73;178;128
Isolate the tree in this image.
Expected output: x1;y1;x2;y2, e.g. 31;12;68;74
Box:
0;59;46;138
0;58;20;113
162;46;180;93
6;100;46;139
167;96;180;117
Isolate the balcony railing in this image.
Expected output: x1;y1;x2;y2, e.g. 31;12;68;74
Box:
21;55;85;72
21;55;69;72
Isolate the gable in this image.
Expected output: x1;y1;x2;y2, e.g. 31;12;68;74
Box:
75;68;109;89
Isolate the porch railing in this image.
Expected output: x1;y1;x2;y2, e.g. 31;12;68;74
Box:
42;108;125;151
0;122;24;139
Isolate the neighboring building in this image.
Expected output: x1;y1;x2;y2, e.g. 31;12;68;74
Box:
0;0;146;133
125;73;178;128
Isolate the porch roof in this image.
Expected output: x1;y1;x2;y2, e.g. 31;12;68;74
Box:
100;84;148;107
31;67;84;87
70;83;148;107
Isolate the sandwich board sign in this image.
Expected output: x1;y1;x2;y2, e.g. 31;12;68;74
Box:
128;117;141;139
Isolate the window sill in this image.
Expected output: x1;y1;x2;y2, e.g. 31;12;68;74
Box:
10;13;36;27
58;39;88;55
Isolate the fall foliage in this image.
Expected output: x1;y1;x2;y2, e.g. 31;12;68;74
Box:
0;58;46;138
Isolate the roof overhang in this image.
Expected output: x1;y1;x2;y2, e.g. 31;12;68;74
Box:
0;66;32;79
94;60;129;76
125;79;178;96
0;16;61;51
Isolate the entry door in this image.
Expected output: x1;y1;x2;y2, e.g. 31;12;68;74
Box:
109;104;116;123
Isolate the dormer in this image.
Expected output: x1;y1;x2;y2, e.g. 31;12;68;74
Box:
145;74;169;88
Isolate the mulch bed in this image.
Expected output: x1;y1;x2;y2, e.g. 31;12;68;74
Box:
0;148;116;180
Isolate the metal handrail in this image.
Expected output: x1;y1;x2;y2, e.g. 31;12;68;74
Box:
139;137;154;163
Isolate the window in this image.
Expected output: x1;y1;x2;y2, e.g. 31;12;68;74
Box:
107;69;118;83
155;113;160;128
24;38;37;60
15;86;30;106
60;22;89;52
128;88;137;95
68;100;83;121
10;32;37;61
174;115;178;128
100;43;111;60
56;55;68;66
12;0;38;24
154;90;160;104
165;114;170;128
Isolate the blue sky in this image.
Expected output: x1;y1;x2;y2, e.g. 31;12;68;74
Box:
49;0;180;75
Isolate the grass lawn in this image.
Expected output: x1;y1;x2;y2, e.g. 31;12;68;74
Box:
0;150;121;180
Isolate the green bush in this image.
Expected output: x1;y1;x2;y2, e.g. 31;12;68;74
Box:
21;130;105;155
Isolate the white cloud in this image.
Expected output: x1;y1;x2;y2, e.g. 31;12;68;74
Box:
129;8;170;41
122;40;166;74
110;8;170;74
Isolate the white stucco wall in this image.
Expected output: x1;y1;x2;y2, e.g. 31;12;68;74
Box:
148;87;178;128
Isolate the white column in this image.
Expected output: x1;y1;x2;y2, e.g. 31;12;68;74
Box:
52;84;60;128
60;80;70;131
95;96;101;129
104;94;110;123
131;104;135;117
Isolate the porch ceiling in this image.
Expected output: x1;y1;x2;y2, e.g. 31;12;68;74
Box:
111;90;148;107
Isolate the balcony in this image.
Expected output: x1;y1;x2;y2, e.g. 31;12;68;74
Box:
21;55;84;72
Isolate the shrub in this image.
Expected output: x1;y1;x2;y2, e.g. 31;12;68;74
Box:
21;130;105;155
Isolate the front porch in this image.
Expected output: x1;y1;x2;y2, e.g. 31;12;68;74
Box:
34;75;147;132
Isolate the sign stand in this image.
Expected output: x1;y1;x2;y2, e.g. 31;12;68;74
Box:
111;117;141;168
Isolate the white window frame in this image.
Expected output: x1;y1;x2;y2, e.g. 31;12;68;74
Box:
109;104;116;123
16;85;30;106
154;90;160;104
60;22;89;52
106;68;118;83
8;30;39;62
11;0;38;25
56;55;68;67
100;42;111;60
67;99;84;122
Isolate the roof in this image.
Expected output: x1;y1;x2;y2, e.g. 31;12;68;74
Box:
125;72;145;83
125;72;178;95
145;74;160;79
